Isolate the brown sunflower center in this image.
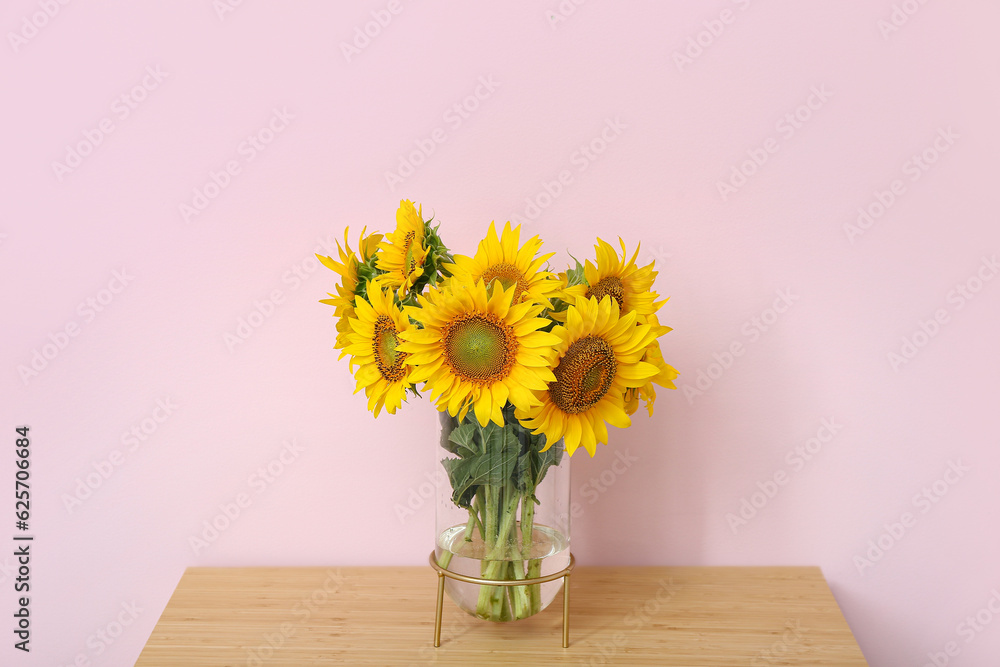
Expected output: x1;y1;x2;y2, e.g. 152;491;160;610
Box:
586;276;624;310
442;312;517;384
372;315;407;381
548;335;617;414
480;263;529;303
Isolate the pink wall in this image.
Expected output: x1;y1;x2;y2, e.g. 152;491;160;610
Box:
3;1;998;665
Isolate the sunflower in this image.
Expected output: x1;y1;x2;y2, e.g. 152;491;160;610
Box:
318;227;383;349
517;296;660;457
376;200;429;299
561;238;663;318
340;282;413;417
624;313;679;416
397;279;560;427
443;221;560;308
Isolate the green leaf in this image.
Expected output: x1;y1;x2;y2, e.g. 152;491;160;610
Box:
530;435;564;490
439;414;458;454
447;422;479;457
514;451;533;494
440;415;562;511
563;255;587;287
477;422;519;486
440;421;521;509
441;457;477;509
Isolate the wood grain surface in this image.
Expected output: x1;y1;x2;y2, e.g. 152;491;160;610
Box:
136;565;868;666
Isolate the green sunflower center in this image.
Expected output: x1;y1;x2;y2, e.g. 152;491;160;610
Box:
480;263;528;303
442;312;517;384
548;335;617;414
402;231;417;275
372;315;407;381
587;276;624;311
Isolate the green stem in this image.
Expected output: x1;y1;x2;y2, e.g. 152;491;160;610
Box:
521;495;535;563
464;503;481;543
520;495;539;616
510;494;533;619
527;558;542;615
494;562;514;621
510;557;530;619
485;485;499;543
473;491;485;540
476;485;501;618
438;503;479;573
491;564;506;620
476;485;521;620
488;489;520;559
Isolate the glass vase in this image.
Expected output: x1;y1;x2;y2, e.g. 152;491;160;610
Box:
434;407;571;622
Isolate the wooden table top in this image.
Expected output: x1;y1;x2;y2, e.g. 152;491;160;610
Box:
136;565;868;665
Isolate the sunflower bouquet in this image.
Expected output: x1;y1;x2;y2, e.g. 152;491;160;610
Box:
319;200;678;621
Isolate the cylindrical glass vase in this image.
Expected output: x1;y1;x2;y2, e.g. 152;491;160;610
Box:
434;408;570;622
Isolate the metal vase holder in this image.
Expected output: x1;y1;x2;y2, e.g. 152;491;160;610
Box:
428;551;576;648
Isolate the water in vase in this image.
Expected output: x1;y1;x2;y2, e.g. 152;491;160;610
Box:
436;522;570;621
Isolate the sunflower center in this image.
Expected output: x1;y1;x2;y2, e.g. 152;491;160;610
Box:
480;263;529;302
587;276;624;311
442;312;517;384
402;231;417;275
548;335;617;414
372;315;407;381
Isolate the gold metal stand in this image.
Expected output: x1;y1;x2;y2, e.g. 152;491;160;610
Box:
428;551;576;648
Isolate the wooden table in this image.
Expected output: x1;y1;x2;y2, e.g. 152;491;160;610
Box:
136;565;868;665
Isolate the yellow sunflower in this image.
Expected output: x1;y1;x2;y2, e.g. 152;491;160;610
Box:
517;296;660;457
318;227;383;349
624;314;679;416
376;200;429;299
340;282;413;417
396;279;560;427
443;221;560;308
561;238;664;318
